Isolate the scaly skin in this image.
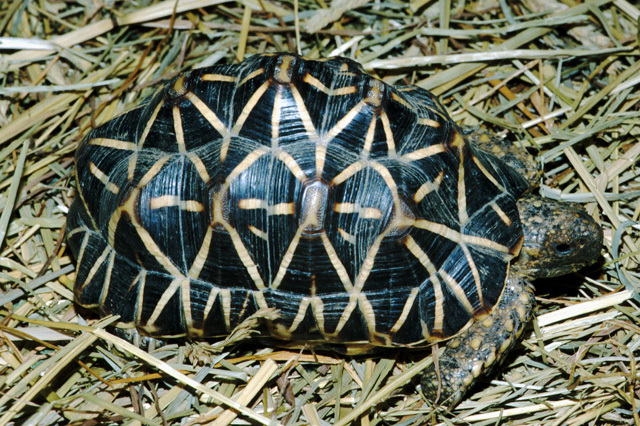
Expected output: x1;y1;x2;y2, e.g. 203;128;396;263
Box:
421;276;535;407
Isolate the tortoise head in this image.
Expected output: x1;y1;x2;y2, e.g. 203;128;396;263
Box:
512;194;603;279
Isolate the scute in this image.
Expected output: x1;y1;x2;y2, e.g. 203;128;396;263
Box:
67;53;529;343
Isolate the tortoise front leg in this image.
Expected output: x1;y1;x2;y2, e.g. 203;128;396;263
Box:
421;275;535;407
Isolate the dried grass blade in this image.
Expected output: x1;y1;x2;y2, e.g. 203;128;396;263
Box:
0;141;28;251
210;359;278;426
333;356;433;426
91;328;276;425
537;289;633;327
0;319;113;426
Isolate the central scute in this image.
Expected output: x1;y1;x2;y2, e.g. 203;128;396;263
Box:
299;180;330;233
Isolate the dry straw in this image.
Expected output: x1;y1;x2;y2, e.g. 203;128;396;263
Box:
0;0;639;425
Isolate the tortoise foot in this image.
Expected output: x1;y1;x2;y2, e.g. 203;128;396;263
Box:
421;276;535;407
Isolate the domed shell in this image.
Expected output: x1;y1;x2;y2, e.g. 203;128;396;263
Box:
66;54;530;344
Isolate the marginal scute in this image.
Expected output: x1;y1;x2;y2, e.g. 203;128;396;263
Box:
166;73;191;103
363;78;386;108
271;54;298;85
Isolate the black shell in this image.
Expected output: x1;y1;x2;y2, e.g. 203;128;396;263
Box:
67;54;529;344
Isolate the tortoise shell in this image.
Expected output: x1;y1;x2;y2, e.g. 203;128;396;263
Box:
66;54;530;345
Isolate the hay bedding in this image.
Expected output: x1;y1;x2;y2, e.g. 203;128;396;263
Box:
0;0;639;424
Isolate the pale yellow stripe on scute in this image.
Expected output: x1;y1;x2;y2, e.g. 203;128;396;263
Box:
413;180;438;203
80;246;111;297
187;153;211;183
370;161;401;207
303;73;358;96
181;277;194;333
391;92;412;109
202;74;237;83
358;293;377;337
491;202;512;226
253;291;270;311
440;270;475;315
414;220;461;243
202;288;220;329
472;155;505;192
417;117;440;127
325;101;365;144
462;234;511;254
379;111;396;157
99;250;117;307
332;160;365;186
338;228;356;244
185;92;229;137
90;138;137;151
333;203;357;213
72;232;91;274
459;242;485;307
127;152;137;181
89;163;119;194
361;116;376;157
249;225;268;240
173;106;186;154
431;277;445;334
145;277;186;329
354;232;385;291
289;86;319;140
399;144;445;162
275;149;308;182
231;82;270;135
404;235;437;275
268;203;295;215
271;90;282;147
457;149;469;224
335;203;381;219
220;289;232;329
286;297;310;334
320;233;353;291
271;227;303;289
238;199;294;215
414;219;511;253
149;195;203;212
107;208;123;248
238;68;265;87
332;295;358;337
134;270;146;327
311;296;326;334
136;224;184;278
138;101;163;149
189;226;213;279
390;287;419;333
360;207;383;219
315;143;327;178
225;147;270;185
238;198;268;209
139;155;171;187
222;221;266;289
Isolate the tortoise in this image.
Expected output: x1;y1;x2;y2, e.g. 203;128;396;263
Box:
66;53;602;406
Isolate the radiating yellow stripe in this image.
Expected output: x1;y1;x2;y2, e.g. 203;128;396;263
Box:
303;73;357;95
90;138;137;151
238;68;264;87
185;92;229;137
202;74;237;82
149;195;204;212
418;117;440;127
231;82;270;135
89;162;119;194
400;144;446;162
